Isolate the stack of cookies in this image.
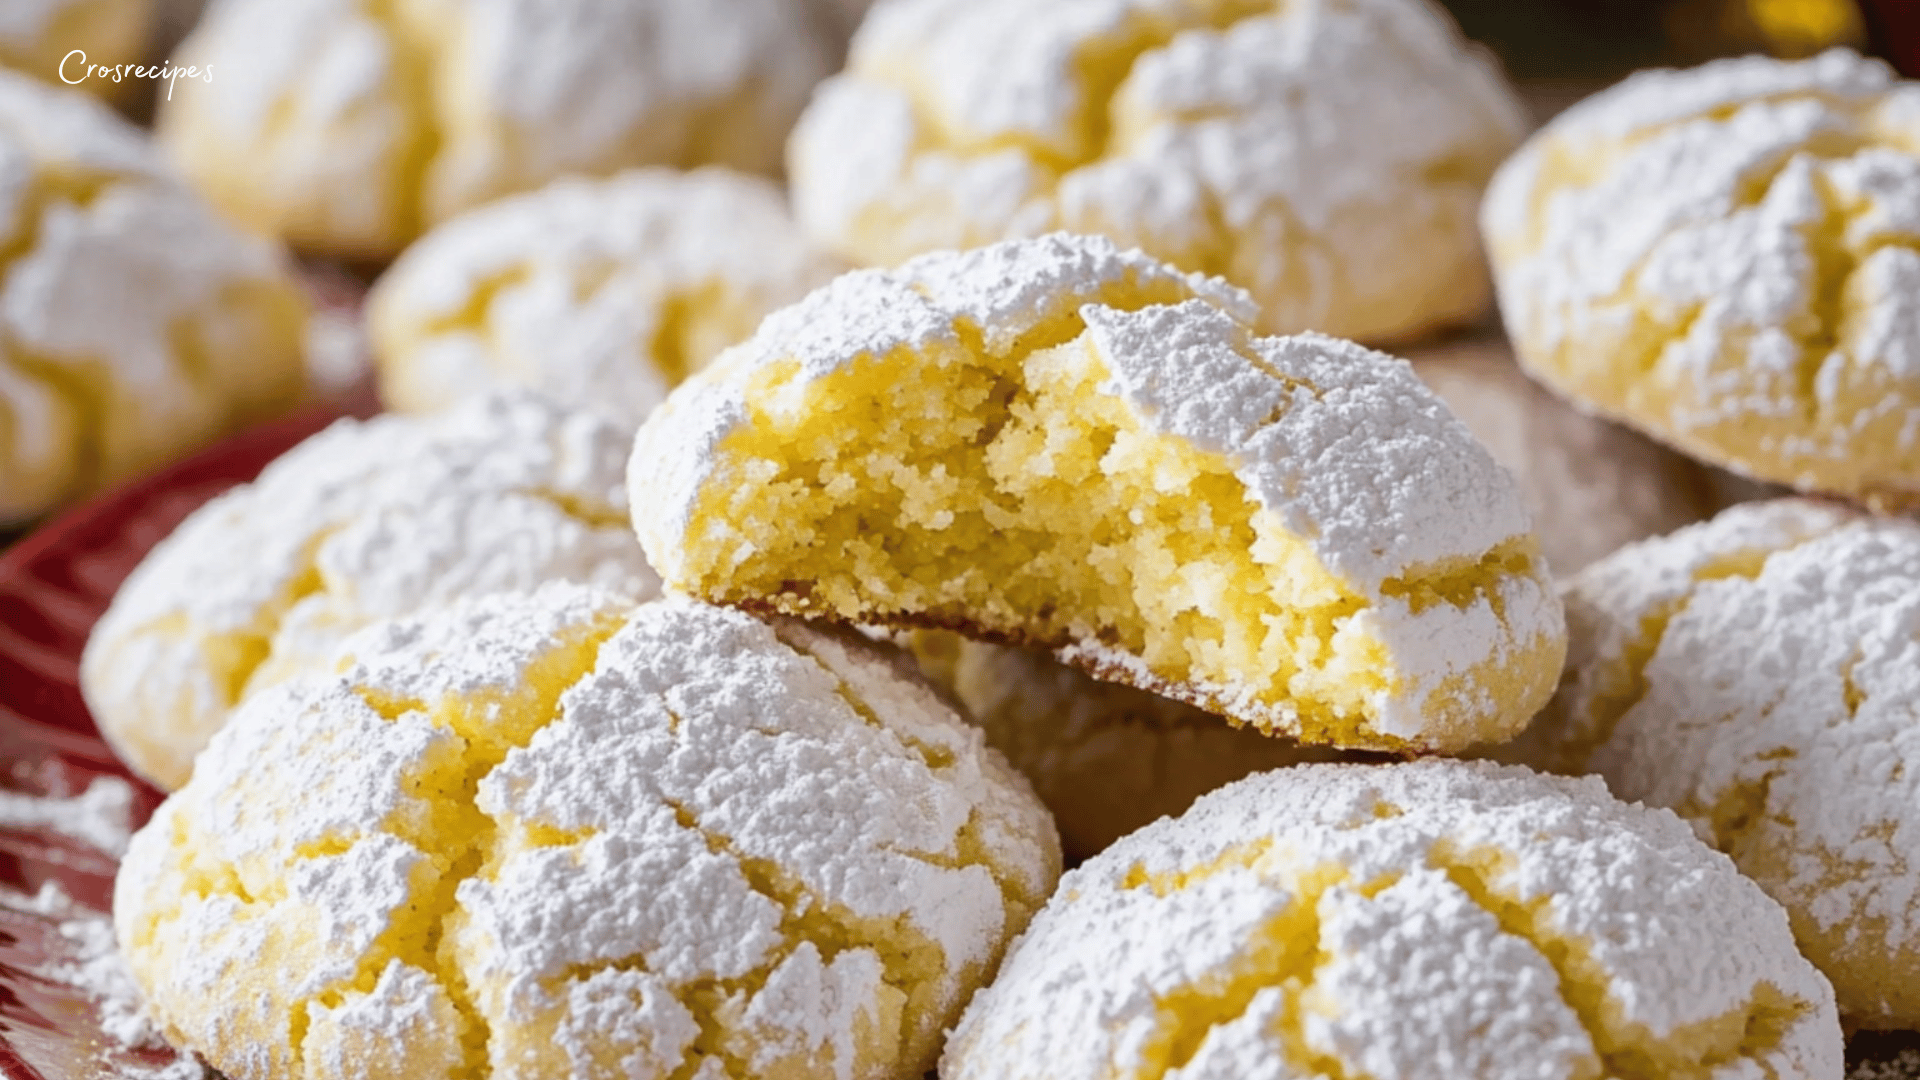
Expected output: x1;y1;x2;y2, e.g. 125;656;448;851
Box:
8;0;1913;1077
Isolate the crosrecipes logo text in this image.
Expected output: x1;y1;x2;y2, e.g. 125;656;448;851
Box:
60;52;212;100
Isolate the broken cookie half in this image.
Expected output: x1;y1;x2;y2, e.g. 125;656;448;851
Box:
630;234;1565;754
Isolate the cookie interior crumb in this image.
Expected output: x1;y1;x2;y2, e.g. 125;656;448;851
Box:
684;302;1535;749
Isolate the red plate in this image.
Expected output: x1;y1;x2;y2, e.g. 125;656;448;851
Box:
0;393;373;1080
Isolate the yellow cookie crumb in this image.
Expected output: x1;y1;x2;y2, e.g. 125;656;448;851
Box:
630;235;1565;754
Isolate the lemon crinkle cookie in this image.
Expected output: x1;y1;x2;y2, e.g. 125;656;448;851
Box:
0;0;150;95
115;585;1062;1080
944;759;1843;1080
1496;498;1920;1029
156;0;844;261
1409;340;1712;573
790;0;1527;345
0;72;309;523
81;392;657;792
370;168;842;428
910;632;1362;860
630;234;1565;754
1484;49;1920;508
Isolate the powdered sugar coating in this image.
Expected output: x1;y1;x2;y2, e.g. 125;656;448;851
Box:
2;882;182;1071
157;0;841;259
1500;498;1920;1028
113;584;1061;1080
1484;49;1920;507
944;759;1842;1080
0;0;151;94
790;0;1527;345
0;776;134;857
632;234;1564;750
0;72;309;522
82;391;657;792
1409;339;1712;572
1081;303;1528;590
370;167;842;428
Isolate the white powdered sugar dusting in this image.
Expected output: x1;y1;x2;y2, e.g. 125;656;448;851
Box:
1511;498;1920;1028
161;0;843;254
638;233;1532;587
113;584;1059;1079
1483;49;1920;503
629;233;1250;584
0;69;307;523
631;233;1561;748
0;776;136;856
1078;301;1531;588
1;882;202;1076
81;390;659;792
943;759;1843;1080
369;166;842;427
791;0;1527;343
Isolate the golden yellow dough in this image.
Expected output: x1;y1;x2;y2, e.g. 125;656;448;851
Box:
630;235;1566;755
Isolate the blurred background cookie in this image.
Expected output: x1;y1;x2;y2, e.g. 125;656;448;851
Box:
0;0;151;98
116;586;1060;1080
0;72;308;524
1409;337;1715;572
790;0;1528;346
156;0;849;261
369;168;842;428
1484;48;1920;510
81;392;656;790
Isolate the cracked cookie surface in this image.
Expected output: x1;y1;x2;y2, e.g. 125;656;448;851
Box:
1408;340;1713;574
1483;49;1920;509
369;167;842;429
81;391;658;792
944;759;1842;1080
156;0;843;260
630;233;1565;754
788;0;1526;345
1493;498;1920;1029
0;71;309;522
113;585;1062;1080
